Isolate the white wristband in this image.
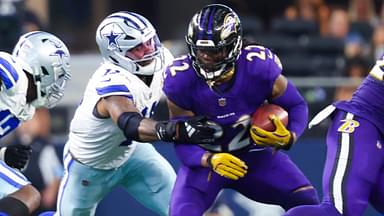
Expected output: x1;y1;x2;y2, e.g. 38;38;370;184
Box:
0;147;6;161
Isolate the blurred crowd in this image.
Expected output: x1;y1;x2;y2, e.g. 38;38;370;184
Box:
162;0;382;119
162;0;383;104
206;0;383;79
2;0;384;80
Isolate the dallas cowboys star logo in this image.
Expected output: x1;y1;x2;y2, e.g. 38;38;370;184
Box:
105;31;120;47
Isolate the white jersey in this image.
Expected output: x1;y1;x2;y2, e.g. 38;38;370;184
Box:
68;48;173;169
0;52;35;139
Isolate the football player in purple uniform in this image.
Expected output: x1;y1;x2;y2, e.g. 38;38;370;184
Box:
162;4;320;216
284;57;384;216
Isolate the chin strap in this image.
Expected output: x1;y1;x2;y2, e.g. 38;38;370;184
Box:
206;67;235;87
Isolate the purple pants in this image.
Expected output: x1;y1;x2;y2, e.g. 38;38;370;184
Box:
285;110;384;216
170;147;319;216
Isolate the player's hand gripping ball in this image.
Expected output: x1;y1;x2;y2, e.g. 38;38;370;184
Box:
251;104;288;131
250;104;293;150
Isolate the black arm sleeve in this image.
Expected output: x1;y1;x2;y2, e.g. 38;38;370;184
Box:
117;112;145;141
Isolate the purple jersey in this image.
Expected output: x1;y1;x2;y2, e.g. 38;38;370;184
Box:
285;59;384;216
165;45;318;216
334;75;384;134
163;45;281;151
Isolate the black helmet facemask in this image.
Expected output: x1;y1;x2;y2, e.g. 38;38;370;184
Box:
186;4;243;82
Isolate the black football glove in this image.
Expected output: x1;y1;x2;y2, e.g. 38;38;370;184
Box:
2;144;32;170
155;116;223;144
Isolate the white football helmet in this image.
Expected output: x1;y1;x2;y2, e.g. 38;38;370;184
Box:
12;31;71;108
95;11;164;75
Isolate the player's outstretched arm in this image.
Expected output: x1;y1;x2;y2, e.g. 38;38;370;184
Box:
155;116;221;144
97;95;221;144
165;98;223;143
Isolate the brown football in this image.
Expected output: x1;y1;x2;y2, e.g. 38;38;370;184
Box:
251;104;289;132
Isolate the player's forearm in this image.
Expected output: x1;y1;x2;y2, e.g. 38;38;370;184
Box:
270;80;308;140
137;118;160;141
117;112;163;142
285;101;308;140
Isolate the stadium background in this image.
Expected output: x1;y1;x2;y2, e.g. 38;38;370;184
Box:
1;0;383;215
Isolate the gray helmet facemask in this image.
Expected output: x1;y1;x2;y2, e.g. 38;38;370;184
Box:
95;11;165;76
12;31;71;108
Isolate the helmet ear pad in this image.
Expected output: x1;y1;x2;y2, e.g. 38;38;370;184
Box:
24;72;38;104
95;11;165;76
186;4;242;81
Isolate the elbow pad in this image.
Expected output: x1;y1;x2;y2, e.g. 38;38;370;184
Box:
117;112;145;141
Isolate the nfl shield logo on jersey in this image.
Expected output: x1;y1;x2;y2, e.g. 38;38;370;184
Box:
218;98;226;106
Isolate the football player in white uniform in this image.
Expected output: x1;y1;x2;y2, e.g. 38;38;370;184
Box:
55;11;220;216
0;31;71;216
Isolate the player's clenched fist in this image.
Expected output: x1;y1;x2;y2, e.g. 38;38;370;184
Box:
207;153;248;180
0;144;32;170
156;116;223;144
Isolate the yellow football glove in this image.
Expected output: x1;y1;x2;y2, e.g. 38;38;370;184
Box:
250;114;293;150
207;153;248;180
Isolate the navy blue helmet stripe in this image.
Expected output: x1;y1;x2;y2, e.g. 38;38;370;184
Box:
109;15;141;30
0;57;19;89
129;12;148;28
